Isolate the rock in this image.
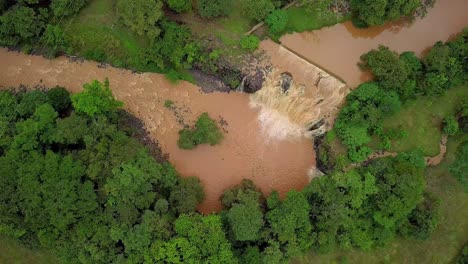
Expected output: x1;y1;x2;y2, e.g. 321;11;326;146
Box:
242;71;265;93
279;72;293;93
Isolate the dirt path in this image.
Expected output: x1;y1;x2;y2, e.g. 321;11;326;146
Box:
280;0;468;87
347;135;449;170
0;48;316;213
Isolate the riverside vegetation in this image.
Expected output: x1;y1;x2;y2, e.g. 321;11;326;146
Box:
1;31;467;262
0;0;432;83
1;0;467;264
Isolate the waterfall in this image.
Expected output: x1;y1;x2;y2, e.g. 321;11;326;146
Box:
249;69;348;141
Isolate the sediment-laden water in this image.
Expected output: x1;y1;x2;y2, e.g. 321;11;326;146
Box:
0;48;316;213
280;0;468;87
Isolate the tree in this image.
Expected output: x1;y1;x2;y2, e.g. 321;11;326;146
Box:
169;177;205;214
266;10;288;36
151;214;236;263
71;79;123;117
50;0;88;17
0;6;48;46
158;21;200;70
178;112;223;149
47;86;71;113
350;0;420;27
197;0;230;18
240;0;274;22
450;141;468;192
227;201;264;242
443;116;459;136
166;0;191;13
360;45;409;94
41;24;68;58
399;192;441;239
266;190;312;257
115;0;163;39
239;35;259;51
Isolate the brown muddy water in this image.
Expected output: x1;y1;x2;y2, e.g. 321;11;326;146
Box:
0;48;316;213
280;0;468;87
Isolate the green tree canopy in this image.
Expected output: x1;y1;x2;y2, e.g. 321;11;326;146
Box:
116;0;164;39
71;79;123;117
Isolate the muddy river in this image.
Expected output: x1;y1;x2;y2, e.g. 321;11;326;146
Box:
0;49;319;213
281;0;468;87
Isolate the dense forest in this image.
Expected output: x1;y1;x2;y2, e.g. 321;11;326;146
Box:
0;83;441;263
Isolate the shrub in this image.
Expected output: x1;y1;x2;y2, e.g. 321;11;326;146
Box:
83;49;106;62
71;79;123;117
265;9;288;36
240;0;274;22
164;99;174;108
50;0;88;17
0;6;48;46
41;24;68;58
47;86;71;113
197;0;230;18
166;0;191;13
239;35;259;51
443;116;459;136
115;0;163;39
350;0;420;27
177;112;223;149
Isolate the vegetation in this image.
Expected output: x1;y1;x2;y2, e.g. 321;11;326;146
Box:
297;135;468;263
197;0;231;18
0;2;466;264
334;32;468;161
239;35;260;51
166;0;191;13
115;0;163;39
177;112;224;149
0;82;219;263
350;0;421;27
266;9;289;37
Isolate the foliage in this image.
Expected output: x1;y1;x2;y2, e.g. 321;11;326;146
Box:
50;0;88;17
178;112;223;149
70;79;123;117
0;6;48;46
197;0;231;18
152;214;236;263
46;86;71;113
240;0;274;22
227;200;264;242
239;35;259;51
350;0;421;27
334;82;401;161
115;0;163;39
450;141;468;192
360;45;410;97
455;243;468;264
266;9;288;36
0;85;217;263
41;24;68;58
166;0;191;13
399;192;441;240
443;116;459;136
